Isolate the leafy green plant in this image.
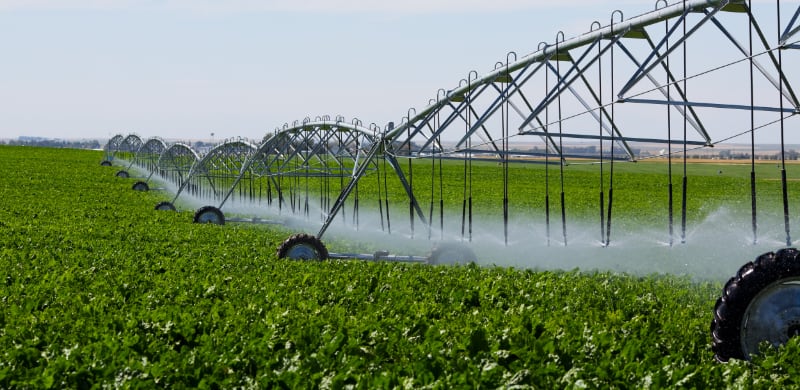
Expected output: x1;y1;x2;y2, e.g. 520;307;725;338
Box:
0;145;798;388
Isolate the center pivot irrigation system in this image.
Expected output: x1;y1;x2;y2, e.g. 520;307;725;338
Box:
101;0;800;362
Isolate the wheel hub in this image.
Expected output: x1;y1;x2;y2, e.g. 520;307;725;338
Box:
198;212;221;224
286;244;319;260
741;279;800;358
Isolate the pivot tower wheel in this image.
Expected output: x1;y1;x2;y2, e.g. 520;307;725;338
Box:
193;206;225;225
155;201;176;211
100;160;112;166
428;242;478;265
711;248;800;361
132;181;149;191
277;233;328;261
115;170;130;178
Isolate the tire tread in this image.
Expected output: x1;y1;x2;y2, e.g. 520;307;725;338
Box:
276;233;329;260
711;248;800;361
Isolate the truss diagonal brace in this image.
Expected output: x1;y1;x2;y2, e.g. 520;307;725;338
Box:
519;35;617;131
546;61;635;159
317;142;427;240
453;59;547;148
617;2;726;98
781;5;800;44
708;8;800;108
614;38;710;144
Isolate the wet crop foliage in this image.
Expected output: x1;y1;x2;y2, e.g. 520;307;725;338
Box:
1;145;798;388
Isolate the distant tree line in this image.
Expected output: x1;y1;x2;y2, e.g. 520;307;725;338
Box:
638;149;800;160
4;137;797;161
2;138;102;149
525;145;642;158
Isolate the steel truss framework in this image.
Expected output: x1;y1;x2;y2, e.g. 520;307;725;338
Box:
176;117;408;229
127;138;167;179
157;143;200;188
318;0;800;246
102;134;125;162
168;139;259;204
114;134;144;164
95;1;800;363
103;134;199;185
217;119;383;216
101;0;800;248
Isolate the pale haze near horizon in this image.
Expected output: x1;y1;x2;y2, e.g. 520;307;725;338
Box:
0;0;779;143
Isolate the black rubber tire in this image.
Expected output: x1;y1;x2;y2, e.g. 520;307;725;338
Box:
115;170;130;178
100;160;112;166
154;201;176;211
132;181;149;192
276;233;328;260
428;242;478;265
711;248;800;362
193;206;225;225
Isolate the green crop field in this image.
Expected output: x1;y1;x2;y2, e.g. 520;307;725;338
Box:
2;145;800;388
387;156;799;228
208;152;800;235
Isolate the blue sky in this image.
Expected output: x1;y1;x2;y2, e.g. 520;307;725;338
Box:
0;1;756;141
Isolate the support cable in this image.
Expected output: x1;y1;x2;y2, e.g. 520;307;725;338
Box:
277;175;283;214
503;60;511;246
376;135;385;232
596;21;606;245
749;0;758;245
353;182;359;230
681;1;689;244
665;8;675;246
545;56;552;247
339;135;346;224
382;145;392;234
353;136;360;230
408;115;414;238
439;128;445;240
606;12;621;247
304;149;310;219
316;135;325;218
291;149;297;214
428;107;438;240
461;107;469;240
462;74;476;243
557;34;568;246
461;82;472;241
469;111;474;243
778;0;792;246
